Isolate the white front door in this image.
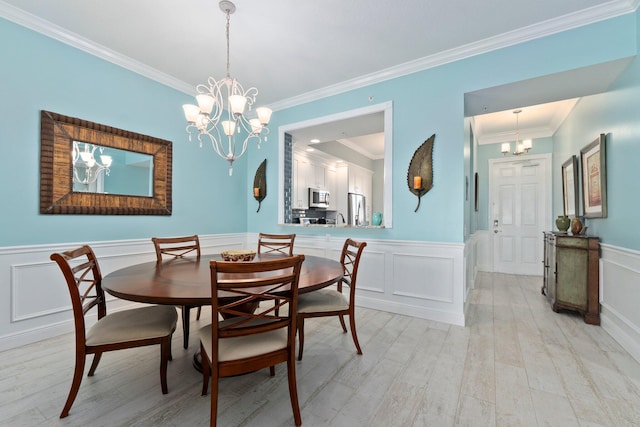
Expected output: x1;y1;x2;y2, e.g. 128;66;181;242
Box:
489;154;551;275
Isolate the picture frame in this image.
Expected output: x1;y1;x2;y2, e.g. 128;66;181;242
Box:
561;155;579;217
580;133;607;218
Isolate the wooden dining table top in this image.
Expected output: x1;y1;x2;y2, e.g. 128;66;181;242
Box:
102;253;343;306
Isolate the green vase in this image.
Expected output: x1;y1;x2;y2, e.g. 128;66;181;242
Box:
372;212;382;226
556;215;570;232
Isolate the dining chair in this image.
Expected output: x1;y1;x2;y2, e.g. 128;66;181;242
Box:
152;235;203;349
258;233;296;315
296;238;367;361
257;233;296;256
50;245;177;418
199;255;305;427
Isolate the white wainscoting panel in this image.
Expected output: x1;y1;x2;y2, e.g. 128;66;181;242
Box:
0;234;247;352
474;230;491;272
600;243;640;363
1;234;466;351
392;253;454;302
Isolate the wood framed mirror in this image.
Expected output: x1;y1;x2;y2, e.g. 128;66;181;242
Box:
40;110;172;215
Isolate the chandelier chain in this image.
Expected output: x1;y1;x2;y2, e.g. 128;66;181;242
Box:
225;8;231;78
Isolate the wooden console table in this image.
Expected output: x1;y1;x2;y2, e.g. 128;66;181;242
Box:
542;232;600;325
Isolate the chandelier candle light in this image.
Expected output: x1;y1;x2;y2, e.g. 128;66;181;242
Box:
182;0;272;176
501;109;532;156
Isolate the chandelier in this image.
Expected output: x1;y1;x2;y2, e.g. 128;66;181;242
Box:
182;0;272;176
501;109;532;156
72;141;112;185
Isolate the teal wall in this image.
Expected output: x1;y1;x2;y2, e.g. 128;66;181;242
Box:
0;18;249;246
1;9;638;248
553;29;640;250
248;11;637;243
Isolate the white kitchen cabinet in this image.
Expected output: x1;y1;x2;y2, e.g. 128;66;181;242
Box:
292;154;311;209
347;165;370;194
310;163;326;189
325;167;337;210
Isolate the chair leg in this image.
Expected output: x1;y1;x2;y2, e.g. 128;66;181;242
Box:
160;337;170;394
269;366;275;376
196;306;202;320
201;345;210;396
338;314;348;333
348;314;363;355
210;353;219;427
182;306;191;349
296;317;305;361
168;333;174;361
60;350;86;418
87;352;102;376
286;357;302;426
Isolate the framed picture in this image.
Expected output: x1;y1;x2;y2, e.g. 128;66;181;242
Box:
580;134;607;218
561;155;579;217
474;172;479;212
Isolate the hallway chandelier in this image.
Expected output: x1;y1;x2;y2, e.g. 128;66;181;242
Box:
501;109;532;156
72;141;112;184
182;0;272;176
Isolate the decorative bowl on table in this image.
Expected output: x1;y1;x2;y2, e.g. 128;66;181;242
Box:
221;250;256;262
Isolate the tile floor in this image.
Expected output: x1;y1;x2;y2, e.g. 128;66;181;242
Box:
1;272;639;426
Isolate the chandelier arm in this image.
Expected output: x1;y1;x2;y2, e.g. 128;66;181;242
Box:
183;1;270;175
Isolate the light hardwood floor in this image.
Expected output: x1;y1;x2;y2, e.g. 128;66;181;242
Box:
2;273;640;426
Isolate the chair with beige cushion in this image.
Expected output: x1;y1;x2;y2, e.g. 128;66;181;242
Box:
296;238;367;360
50;245;177;418
257;233;296;315
199;255;305;427
152;234;203;349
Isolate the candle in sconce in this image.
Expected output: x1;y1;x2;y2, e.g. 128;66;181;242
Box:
253;187;260;197
413;176;422;189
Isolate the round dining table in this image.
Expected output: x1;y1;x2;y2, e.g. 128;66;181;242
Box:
102;253;343;371
102;253;343;306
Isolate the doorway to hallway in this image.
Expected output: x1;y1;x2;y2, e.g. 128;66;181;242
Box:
489;154;551;275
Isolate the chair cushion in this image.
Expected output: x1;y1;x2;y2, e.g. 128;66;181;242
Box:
297;289;349;313
199;321;288;362
86;305;178;346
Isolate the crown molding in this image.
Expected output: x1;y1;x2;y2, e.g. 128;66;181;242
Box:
268;0;637;111
1;0;636;107
0;1;193;94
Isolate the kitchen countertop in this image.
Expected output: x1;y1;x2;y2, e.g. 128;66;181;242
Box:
280;223;385;229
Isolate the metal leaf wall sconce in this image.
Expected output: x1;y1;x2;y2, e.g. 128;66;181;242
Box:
253;159;267;212
407;134;435;212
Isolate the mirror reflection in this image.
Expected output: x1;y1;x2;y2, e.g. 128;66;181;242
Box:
72;141;154;196
280;102;392;228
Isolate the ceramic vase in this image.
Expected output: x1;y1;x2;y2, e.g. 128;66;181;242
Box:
571;217;583;235
556;215;570;233
556;215;571;233
372;212;383;226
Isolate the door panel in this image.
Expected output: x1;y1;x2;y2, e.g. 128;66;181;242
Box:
491;156;550;275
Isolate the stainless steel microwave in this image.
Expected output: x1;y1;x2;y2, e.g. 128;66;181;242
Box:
308;188;330;208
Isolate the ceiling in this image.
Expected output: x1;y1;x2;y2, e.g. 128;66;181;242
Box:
1;0;637;145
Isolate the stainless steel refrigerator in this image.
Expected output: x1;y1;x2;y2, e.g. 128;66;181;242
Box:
347;192;366;226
